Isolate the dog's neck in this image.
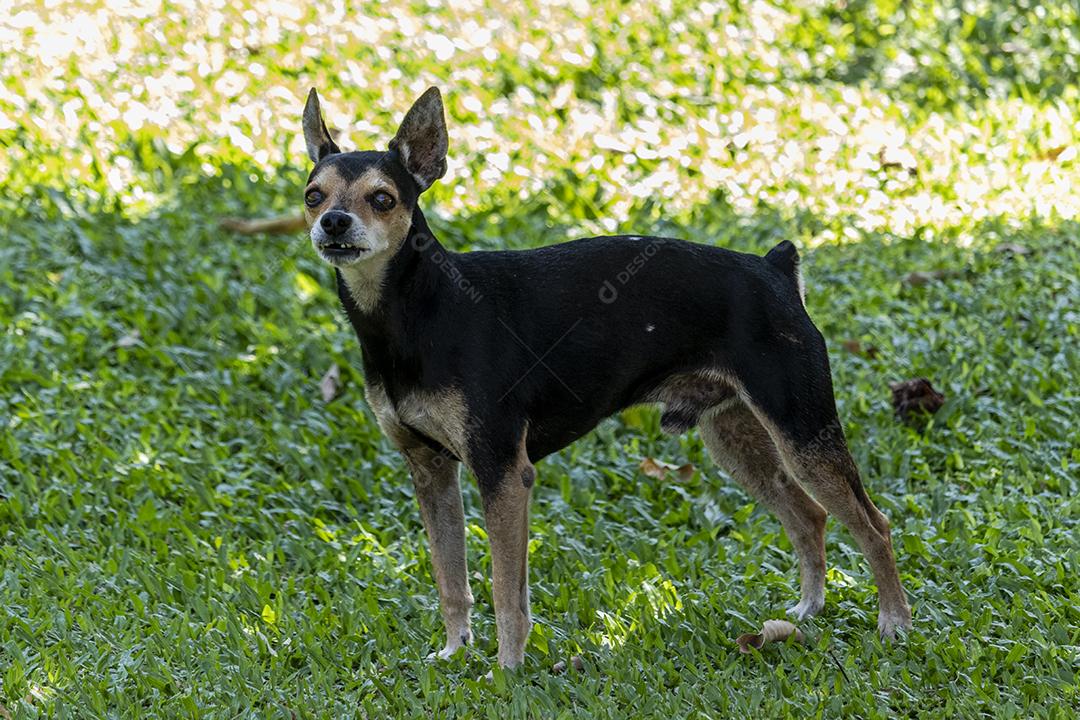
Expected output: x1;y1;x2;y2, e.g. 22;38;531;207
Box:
337;205;444;311
335;205;448;378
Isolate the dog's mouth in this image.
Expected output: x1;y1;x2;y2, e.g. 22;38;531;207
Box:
316;241;368;264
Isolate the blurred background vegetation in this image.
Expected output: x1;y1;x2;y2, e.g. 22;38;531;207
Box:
2;0;1078;236
0;1;1078;718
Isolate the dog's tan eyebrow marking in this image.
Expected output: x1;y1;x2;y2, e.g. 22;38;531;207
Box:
306;165;347;198
308;164;402;207
348;168;394;195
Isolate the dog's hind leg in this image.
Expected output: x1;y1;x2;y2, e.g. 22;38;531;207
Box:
774;423;912;638
700;401;827;619
404;448;474;659
735;332;912;638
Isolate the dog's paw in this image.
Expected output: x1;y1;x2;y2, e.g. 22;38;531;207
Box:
427;640;469;662
427;646;463;662
426;629;472;662
877;609;913;640
787;595;824;620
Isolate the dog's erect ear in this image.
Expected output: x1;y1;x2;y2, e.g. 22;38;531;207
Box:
388;87;448;192
303;88;340;163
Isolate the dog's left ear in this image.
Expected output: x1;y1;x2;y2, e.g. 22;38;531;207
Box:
303;88;340;163
388;87;448;192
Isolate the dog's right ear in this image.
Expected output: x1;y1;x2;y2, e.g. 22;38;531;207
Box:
303;88;340;163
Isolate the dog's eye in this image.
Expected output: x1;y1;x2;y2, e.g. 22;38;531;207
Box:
305;190;324;207
370;191;396;212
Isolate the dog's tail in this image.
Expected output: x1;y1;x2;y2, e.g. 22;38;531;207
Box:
765;240;805;304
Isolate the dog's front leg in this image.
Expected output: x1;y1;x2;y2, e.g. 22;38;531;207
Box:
479;456;535;669
404;448;473;659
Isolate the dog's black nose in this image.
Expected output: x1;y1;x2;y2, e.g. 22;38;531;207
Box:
320;211;352;236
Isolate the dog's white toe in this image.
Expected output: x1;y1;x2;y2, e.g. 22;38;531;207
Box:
788;595;825;620
427;643;466;662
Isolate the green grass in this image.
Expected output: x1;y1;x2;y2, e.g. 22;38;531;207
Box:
1;1;1079;717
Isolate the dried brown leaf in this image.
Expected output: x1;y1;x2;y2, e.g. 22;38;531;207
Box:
1041;145;1066;162
890;377;945;422
640;457;695;482
736;619;805;653
320;364;341;403
903;269;951;286
220;214;306;235
841;339;881;359
639;457;666;479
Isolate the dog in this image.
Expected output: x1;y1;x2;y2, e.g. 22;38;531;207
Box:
299;86;912;669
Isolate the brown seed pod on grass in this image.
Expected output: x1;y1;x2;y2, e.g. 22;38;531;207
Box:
735;620;806;653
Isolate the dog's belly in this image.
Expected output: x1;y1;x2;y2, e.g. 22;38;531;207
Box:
645;370;740;432
525;416;605;462
524;369;739;460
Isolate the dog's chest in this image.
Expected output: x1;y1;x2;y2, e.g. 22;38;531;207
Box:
364;382;470;461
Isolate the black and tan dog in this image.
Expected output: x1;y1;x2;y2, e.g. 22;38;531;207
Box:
300;87;912;669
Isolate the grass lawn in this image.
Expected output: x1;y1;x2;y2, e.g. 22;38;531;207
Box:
1;1;1078;717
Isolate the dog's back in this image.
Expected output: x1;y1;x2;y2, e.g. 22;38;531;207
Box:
446;235;809;458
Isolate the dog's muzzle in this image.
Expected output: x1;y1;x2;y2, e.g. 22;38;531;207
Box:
312;210;368;265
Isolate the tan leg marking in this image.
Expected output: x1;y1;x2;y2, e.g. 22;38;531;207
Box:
700;402;827;618
366;381;474;657
751;410;913;638
365;383;471;465
404;446;473;659
482;435;534;668
396;388;472;465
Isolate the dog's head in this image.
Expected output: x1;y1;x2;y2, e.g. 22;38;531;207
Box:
301;87;448;267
